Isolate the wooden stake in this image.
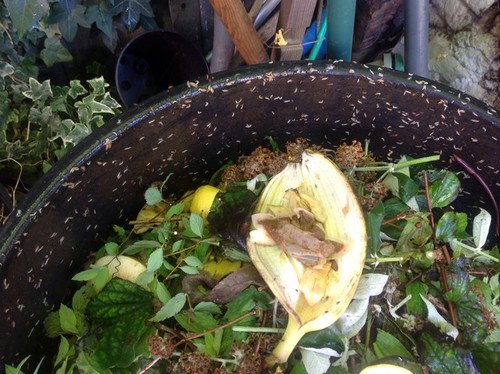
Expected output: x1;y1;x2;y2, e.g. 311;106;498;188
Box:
210;0;269;65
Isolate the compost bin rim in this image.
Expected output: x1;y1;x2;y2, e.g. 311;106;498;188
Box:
0;60;499;265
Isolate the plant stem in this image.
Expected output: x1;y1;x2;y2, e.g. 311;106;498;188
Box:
173;310;257;349
232;326;285;333
352;154;440;172
268;317;304;366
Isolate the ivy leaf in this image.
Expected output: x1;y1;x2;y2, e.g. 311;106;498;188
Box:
419;333;475;374
40;37;73;67
4;0;50;37
85;4;114;39
23;78;52;101
109;0;154;31
50;0;89;41
429;171;460;208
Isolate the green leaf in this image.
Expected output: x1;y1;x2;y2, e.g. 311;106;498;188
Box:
419;333;474;374
87;279;153;321
146;247;164;272
150;292;186;322
54;336;71;367
394;172;419;202
396;213;433;252
405;281;428;316
50;0;88;41
23;78;52;101
154;281;171;304
365;201;385;253
122;240;162;255
373;329;413;360
59;304;78;334
473;343;500;374
72;284;94;313
104;242;119;256
166;202;185;218
67;80;88;99
175;310;219;333
86;280;153;368
109;0;154;31
4;355;32;374
144;187;162;205
194;301;222;315
184;255;203;268
189;213;204;238
299;327;345;352
85;4;114;39
429;171;460;208
93;317;148;368
179;265;200;275
436;212;468;243
40;37;73;67
72;266;108;284
4;0;50;37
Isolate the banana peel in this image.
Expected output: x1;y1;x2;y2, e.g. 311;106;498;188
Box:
247;151;367;364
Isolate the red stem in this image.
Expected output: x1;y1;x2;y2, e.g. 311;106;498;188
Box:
452;154;500;236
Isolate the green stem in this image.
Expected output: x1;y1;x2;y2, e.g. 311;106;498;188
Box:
232;326;285;333
366;256;406;264
452;240;499;262
352;154;440;173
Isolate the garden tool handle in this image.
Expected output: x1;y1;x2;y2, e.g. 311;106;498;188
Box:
209;0;269;65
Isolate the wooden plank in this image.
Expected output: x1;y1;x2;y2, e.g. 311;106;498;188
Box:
273;0;317;61
209;0;269;65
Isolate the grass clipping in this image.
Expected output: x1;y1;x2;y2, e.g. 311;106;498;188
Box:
247;151;367;365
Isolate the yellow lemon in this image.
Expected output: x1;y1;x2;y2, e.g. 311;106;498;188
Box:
94;255;146;284
360;364;413;374
189;185;220;218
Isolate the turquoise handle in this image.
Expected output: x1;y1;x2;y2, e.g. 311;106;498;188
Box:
326;0;357;61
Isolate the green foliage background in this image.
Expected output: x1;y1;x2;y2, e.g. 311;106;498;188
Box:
0;0;158;206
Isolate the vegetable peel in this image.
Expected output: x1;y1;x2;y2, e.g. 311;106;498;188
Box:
247;151;367;364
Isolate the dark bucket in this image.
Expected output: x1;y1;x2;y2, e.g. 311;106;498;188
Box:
115;30;209;106
1;61;499;371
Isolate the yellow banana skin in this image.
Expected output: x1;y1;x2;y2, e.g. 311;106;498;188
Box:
247;151;367;364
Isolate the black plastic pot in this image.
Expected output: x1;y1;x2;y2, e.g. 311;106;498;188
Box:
0;61;499;371
115;30;209;106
